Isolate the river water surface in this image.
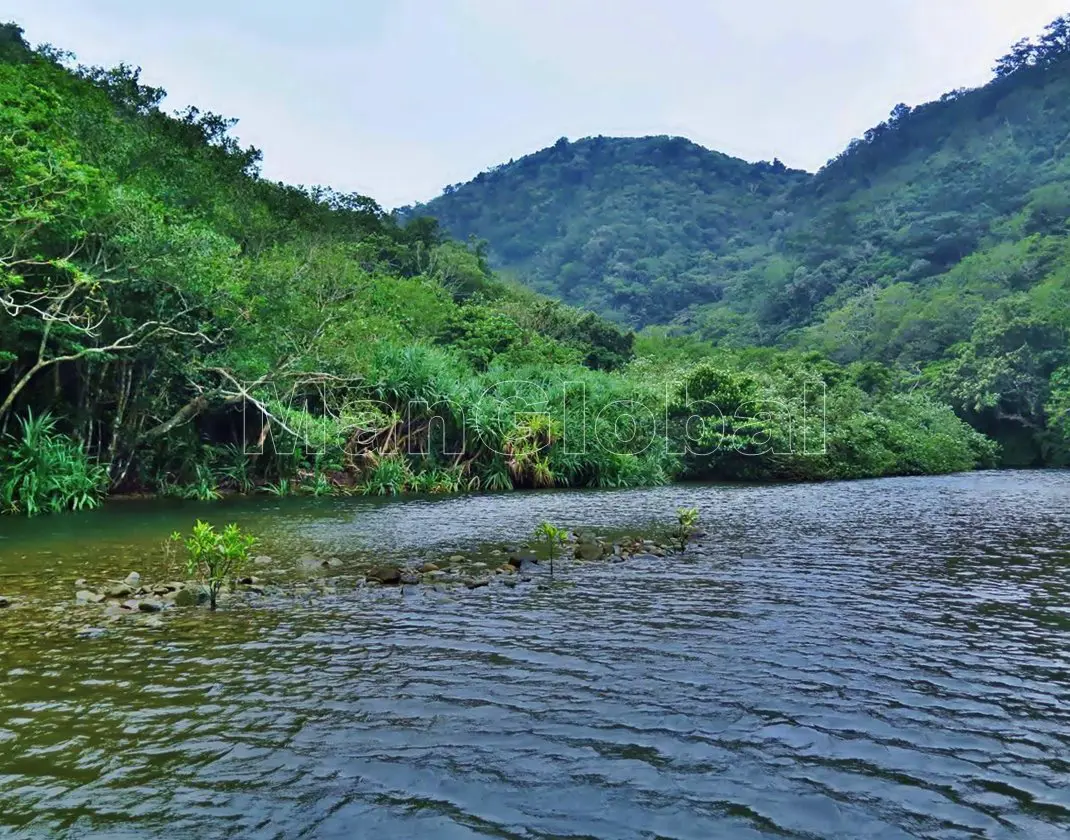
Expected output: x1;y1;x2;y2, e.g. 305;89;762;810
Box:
1;471;1069;838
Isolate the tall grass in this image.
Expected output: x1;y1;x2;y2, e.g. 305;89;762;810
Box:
0;411;109;516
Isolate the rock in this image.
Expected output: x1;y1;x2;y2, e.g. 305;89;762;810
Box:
152;584;177;596
0;596;9;608
76;590;105;604
631;553;660;562
420;562;440;573
253;555;274;566
490;549;502;557
575;540;604;562
138;599;164;613
502;578;518;588
324;558;343;568
174;588;207;607
498;565;515;575
121;599;140;611
123;572;141;588
367;565;402;585
464;577;490;590
448;555;465;564
507;555;523;568
297;555;325;571
237;576;259;586
76;626;108;639
399;571;421;585
75;578;87;587
105;583;134;599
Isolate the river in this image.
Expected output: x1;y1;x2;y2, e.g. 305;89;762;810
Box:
1;471;1069;838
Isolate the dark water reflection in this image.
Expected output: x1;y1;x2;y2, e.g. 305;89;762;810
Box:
1;471;1070;838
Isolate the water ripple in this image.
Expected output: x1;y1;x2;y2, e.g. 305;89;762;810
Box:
1;471;1069;837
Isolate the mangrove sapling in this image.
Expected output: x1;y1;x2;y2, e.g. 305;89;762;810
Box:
675;507;700;551
532;521;569;579
173;520;257;610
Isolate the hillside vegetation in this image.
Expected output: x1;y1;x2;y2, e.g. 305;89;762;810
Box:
415;15;1070;466
0;23;1004;514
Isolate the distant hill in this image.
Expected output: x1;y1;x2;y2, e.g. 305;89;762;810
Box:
406;135;809;325
412;16;1070;464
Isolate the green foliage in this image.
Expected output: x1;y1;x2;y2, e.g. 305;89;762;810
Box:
360;456;412;496
173;520;257;610
532;521;569;578
0;411;108;515
675;507;699;551
412;15;1070;466
0;19;1017;507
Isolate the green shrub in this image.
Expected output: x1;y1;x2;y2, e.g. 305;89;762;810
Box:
0;411;108;516
172;520;257;610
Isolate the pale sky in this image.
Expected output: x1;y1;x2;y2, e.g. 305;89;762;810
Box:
5;1;1067;208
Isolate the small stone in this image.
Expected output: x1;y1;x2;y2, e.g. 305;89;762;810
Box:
632;553;659;562
121;599;140;611
490;549;502;556
76;627;107;639
75;578;87;587
464;577;490;590
76;590;105;604
138;600;164;613
498;565;515;575
449;555;465;564
502;578;519;588
253;555;273;566
420;562;440;573
152;584;176;596
324;558;343;568
174;588;206;607
367;565;402;585
0;596;9;608
123;572;141;588
576;541;604;562
105;584;134;599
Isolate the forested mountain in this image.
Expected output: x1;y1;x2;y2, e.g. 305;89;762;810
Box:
412;14;1070;466
2;20;1005;515
406;137;808;324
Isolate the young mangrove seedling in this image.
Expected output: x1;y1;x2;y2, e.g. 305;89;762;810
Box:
532;521;569;579
173;520;257;610
675;507;700;551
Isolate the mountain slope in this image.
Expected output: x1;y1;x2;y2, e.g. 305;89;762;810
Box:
408;136;808;325
413;15;1070;464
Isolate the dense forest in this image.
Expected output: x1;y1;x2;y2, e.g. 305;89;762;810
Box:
415;15;1070;467
0;22;1013;514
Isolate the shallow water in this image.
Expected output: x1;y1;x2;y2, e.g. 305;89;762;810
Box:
1;471;1069;838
